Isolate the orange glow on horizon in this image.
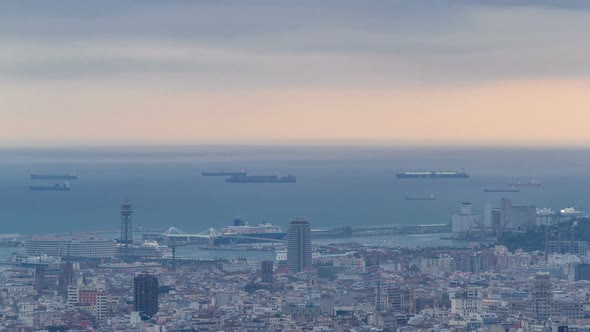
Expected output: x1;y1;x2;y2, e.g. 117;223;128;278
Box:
2;78;590;146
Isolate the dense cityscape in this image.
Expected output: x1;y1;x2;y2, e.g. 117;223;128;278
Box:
4;0;590;331
2;192;590;332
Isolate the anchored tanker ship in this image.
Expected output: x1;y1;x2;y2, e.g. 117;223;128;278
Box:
29;182;70;191
31;173;77;180
226;174;296;183
396;169;469;179
483;187;520;193
202;171;247;176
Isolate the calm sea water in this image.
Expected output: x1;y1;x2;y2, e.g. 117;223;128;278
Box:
1;146;589;235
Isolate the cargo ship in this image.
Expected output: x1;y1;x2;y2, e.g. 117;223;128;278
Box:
508;179;542;187
225;174;296;183
396;169;469;179
31;173;77;180
29;182;70;191
483;187;520;193
404;194;436;200
202;171;247;176
213;219;287;245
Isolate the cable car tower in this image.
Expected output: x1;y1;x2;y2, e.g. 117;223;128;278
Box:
120;199;133;256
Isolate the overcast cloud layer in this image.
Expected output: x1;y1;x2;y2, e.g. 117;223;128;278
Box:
2;1;590;88
2;1;590;145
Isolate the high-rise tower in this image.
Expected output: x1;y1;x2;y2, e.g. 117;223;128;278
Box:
120;200;133;255
133;272;159;318
287;218;312;273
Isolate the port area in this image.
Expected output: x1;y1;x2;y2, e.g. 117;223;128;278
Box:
198;242;284;252
312;224;450;237
144;223;452;248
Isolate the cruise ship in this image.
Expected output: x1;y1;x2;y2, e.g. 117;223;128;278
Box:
225;174;296;183
213;219;287;245
202;171;247;176
559;207;587;218
118;240;172;259
29;182;70;191
31;173;77;180
396;169;469;179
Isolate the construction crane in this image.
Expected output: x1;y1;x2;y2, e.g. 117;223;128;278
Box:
497;217;511;237
570;220;578;255
472;218;485;243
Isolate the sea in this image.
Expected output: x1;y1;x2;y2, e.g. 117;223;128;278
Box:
1;145;589;243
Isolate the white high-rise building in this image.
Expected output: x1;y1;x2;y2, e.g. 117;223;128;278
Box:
95;293;108;322
67;285;79;308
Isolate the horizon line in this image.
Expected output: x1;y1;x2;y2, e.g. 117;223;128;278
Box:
3;139;590;150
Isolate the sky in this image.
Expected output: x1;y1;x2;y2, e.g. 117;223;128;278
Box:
2;1;590;146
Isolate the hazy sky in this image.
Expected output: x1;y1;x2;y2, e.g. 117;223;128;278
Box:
2;1;590;146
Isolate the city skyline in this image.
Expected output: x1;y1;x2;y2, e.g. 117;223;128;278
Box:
2;1;590;146
4;2;590;330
